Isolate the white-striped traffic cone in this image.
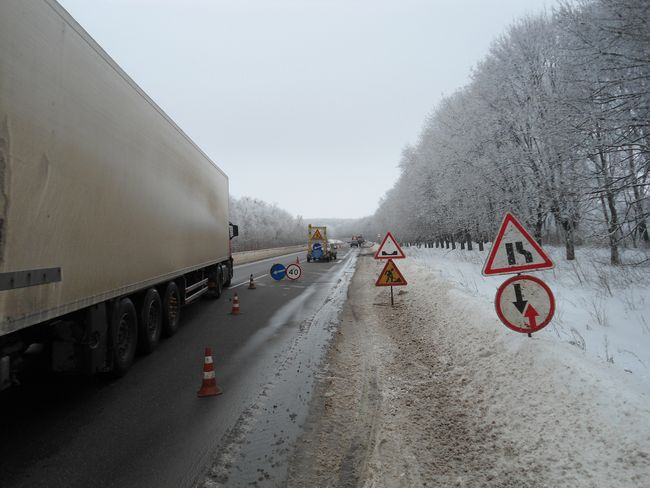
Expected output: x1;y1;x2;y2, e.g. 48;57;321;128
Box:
197;347;223;397
230;293;241;315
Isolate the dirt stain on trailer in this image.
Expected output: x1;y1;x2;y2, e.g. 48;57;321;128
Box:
0;116;10;264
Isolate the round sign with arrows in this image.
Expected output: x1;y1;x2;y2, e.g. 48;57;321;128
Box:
495;275;555;334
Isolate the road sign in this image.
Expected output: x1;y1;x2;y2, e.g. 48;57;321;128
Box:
495;275;555;334
482;212;554;275
375;259;407;286
375;232;406;260
270;263;286;281
311;242;323;259
285;263;302;280
312;229;323;240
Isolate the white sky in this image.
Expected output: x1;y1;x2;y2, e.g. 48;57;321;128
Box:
57;0;552;219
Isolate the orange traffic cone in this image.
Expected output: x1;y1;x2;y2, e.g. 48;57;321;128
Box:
248;274;256;289
230;293;241;315
197;347;223;397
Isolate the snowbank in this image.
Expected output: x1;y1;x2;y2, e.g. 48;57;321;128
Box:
232;245;304;265
407;245;650;387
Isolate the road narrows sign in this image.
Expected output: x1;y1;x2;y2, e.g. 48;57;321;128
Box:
376;259;407;286
482;213;554;276
495;274;555;334
375;232;406;260
285;263;302;280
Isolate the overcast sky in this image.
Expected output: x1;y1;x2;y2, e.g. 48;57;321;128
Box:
57;0;552;219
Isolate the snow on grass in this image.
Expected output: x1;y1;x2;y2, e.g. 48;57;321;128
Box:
406;244;650;387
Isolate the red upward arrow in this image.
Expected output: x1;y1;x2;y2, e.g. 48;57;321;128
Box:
524;305;539;329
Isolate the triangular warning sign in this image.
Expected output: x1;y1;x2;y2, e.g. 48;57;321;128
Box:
312;229;323;240
376;259;408;286
482;212;554;276
375;231;406;259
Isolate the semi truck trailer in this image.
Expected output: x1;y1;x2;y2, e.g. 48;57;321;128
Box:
0;0;237;389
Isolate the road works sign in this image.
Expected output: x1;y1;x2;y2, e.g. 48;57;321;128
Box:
311;228;323;240
495;275;555;334
375;259;407;286
482;213;554;276
285;263;302;280
375;232;406;260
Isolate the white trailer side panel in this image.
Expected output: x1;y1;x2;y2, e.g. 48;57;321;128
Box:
0;0;230;335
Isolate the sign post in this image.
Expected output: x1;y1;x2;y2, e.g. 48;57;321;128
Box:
375;259;407;306
484;213;556;336
374;231;407;306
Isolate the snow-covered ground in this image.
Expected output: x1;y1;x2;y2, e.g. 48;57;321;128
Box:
288;247;650;487
407;244;650;387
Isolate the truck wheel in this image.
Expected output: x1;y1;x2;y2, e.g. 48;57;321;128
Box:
208;266;223;299
162;282;181;337
223;264;232;287
307;256;311;262
111;298;138;377
138;288;162;354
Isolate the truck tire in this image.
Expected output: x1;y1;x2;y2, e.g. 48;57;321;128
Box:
223;264;232;287
162;282;181;337
208;266;223;299
138;288;162;354
110;298;138;377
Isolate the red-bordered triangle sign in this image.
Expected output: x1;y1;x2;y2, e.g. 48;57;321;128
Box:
312;229;323;240
376;259;408;286
375;231;406;259
482;212;554;276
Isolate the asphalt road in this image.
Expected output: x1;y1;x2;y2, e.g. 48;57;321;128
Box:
0;247;357;488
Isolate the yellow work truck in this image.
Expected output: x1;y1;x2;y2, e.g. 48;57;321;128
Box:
307;225;333;262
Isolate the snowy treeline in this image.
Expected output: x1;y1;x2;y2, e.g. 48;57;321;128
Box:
368;0;650;264
229;196;305;251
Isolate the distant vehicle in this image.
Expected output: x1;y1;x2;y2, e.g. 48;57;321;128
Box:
307;225;334;262
329;243;338;260
0;0;238;389
350;235;365;247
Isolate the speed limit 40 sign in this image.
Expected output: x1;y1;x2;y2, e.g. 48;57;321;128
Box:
285;263;302;280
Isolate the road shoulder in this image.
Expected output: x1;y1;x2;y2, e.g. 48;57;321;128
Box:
287;249;650;487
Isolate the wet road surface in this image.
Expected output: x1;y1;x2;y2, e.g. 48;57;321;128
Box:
0;248;357;488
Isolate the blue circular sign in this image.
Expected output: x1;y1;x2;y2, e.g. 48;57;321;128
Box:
270;263;286;281
312;242;323;259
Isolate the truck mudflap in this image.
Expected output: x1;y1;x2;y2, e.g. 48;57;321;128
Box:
51;303;110;375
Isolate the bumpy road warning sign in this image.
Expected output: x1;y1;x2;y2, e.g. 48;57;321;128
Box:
495;275;555;334
483;213;554;276
375;232;406;259
376;259;407;286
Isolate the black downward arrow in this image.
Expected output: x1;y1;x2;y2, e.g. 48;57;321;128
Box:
513;284;528;314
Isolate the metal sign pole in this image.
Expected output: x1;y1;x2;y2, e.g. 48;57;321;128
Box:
390;285;394;306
